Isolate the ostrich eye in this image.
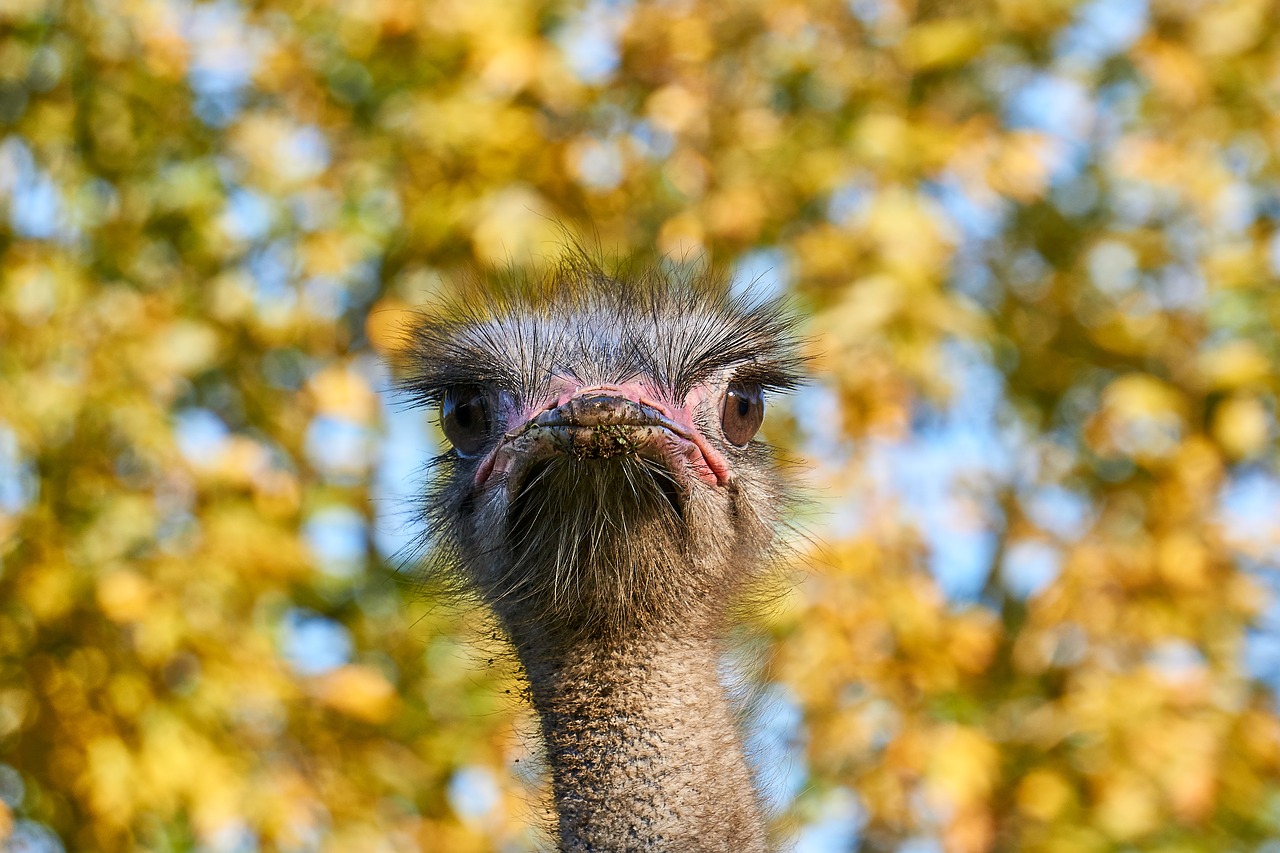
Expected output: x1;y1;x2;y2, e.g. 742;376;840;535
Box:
441;388;492;457
721;382;764;446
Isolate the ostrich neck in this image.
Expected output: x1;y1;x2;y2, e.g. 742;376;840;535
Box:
518;629;767;853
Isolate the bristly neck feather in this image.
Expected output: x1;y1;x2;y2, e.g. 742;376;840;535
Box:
517;622;768;853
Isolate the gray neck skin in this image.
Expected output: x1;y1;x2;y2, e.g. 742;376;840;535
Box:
518;629;767;853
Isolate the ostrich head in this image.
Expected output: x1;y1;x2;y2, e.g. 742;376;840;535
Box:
400;257;803;647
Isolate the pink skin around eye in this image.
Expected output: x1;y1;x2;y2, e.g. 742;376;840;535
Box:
474;380;731;489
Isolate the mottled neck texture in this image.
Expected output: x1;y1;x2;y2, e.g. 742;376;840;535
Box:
519;630;766;853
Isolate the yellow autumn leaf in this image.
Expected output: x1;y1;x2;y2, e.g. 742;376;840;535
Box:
1094;772;1159;841
1016;768;1074;821
1191;0;1269;57
84;736;137;825
900;19;986;71
1093;373;1187;461
469;185;560;264
1212;395;1271;459
925;725;999;810
1198;341;1271;390
308;363;377;422
1156;531;1210;591
988;131;1057;203
96;570;155;623
646;84;704;134
151;320;221;378
314;664;398;723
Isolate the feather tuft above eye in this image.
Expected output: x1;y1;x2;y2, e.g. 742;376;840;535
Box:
394;251;807;412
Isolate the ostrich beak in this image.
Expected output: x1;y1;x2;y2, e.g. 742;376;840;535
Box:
475;388;732;497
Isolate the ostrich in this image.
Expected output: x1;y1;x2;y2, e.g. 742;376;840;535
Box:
399;255;804;852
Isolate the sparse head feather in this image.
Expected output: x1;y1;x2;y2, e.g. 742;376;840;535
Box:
396;254;804;409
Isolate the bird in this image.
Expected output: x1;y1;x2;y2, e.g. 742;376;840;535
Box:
398;252;804;853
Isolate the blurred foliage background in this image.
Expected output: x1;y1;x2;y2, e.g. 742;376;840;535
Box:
2;0;1280;850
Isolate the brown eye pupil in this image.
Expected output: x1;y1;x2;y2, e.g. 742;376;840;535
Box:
441;389;491;456
721;382;764;446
